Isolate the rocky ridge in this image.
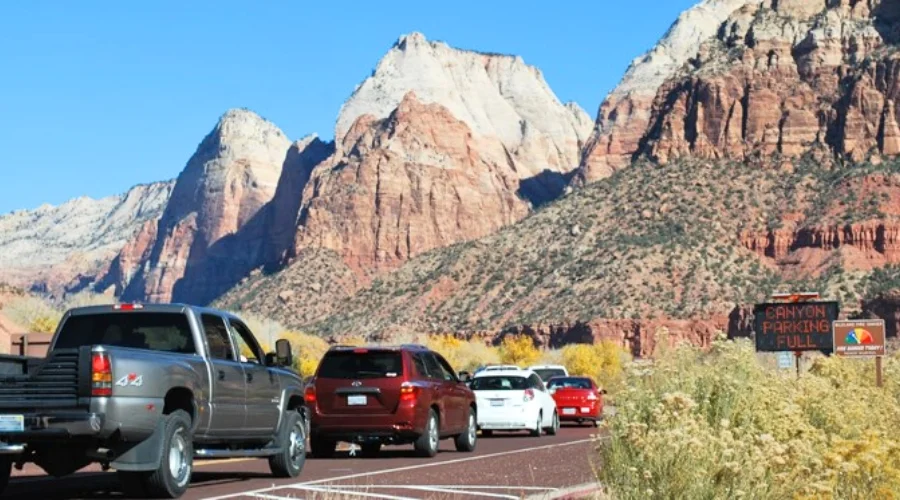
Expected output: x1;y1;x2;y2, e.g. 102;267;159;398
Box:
0;181;173;296
578;0;900;183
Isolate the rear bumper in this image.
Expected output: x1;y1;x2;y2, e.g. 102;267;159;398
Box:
0;412;104;445
557;405;602;421
477;406;536;430
309;404;426;441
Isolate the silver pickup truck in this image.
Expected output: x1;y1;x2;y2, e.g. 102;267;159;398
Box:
0;303;309;498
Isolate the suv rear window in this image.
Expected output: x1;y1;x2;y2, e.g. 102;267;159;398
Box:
533;368;567;381
470;375;529;391
54;312;196;354
317;350;403;379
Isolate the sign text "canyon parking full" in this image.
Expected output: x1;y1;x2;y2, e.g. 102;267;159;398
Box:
753;302;839;352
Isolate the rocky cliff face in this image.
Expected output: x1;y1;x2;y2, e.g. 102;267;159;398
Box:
119;109;300;304
0;182;172;296
290;92;530;273
578;0;900;183
337;32;593;204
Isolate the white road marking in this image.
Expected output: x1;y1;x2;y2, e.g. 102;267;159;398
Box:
334;485;557;491
253;494;302;500
290;484;416;499
204;437;595;500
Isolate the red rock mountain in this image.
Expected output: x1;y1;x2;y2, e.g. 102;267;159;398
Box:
107;32;590;305
579;0;900;183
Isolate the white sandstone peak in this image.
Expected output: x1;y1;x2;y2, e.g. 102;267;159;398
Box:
610;0;765;100
334;32;593;170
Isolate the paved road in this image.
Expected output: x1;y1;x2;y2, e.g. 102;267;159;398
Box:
4;424;602;499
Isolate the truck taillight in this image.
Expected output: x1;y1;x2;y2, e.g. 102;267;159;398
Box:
399;383;418;403
523;388;535;402
304;385;316;404
91;352;112;397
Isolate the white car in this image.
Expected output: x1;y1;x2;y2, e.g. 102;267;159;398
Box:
470;369;559;436
528;364;569;382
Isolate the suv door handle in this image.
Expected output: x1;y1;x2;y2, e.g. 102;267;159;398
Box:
218;370;225;381
246;372;253;383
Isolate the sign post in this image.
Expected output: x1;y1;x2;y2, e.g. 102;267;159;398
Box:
832;319;886;388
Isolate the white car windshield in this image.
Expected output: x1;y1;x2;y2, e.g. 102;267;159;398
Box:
471;376;529;391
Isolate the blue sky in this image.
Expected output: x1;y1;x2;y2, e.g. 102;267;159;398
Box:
0;0;696;214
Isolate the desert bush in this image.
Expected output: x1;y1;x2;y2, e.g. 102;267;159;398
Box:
498;335;540;367
561;341;629;392
3;296;63;333
598;337;900;499
425;334;500;372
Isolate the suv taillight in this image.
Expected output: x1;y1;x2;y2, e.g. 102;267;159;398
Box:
587;392;599;401
523;388;535;402
400;383;419;403
305;385;316;404
91;352;112;397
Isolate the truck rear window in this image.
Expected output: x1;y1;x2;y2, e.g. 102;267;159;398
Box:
54;312;196;354
316;350;403;379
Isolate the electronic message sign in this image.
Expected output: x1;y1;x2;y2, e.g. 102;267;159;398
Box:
753;301;839;352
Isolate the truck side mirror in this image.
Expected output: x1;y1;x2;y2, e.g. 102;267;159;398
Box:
275;339;293;367
264;352;278;367
458;371;471;382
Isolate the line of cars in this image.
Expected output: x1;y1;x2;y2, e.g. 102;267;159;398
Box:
303;346;606;460
0;303;606;499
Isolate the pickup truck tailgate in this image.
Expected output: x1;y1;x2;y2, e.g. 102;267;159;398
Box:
0;348;88;411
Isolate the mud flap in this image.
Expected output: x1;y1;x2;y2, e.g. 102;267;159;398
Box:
109;417;166;471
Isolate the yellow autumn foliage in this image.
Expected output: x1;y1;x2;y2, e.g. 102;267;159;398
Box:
425;334;500;372
498;335;540;367
561;341;629;391
598;337;900;499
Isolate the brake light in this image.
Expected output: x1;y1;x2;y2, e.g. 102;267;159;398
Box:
91;352;113;397
523;388;535;402
304;385;316;404
400;383;419;403
587;392;599;401
353;348;368;353
113;303;143;311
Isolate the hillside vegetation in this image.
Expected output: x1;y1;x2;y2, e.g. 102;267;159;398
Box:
221;154;900;337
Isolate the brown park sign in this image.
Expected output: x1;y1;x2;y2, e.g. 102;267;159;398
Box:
833;319;886;357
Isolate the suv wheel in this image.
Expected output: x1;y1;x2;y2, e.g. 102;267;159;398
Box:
454;408;477;452
310;434;337;458
530;412;542;437
269;410;306;477
546;410;559;436
414;409;439;457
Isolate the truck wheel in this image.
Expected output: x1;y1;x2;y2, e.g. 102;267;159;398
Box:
144;409;194;498
0;457;11;496
414;409;439;458
309;434;337;458
269;410;306;478
454;407;477;452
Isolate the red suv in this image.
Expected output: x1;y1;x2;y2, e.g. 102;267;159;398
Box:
305;344;477;458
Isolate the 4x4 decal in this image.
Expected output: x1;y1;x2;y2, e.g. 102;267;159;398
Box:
115;373;143;387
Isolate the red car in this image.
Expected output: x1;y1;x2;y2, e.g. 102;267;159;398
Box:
306;344;477;458
547;376;605;426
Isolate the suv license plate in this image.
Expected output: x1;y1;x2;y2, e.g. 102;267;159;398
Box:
0;415;24;432
562;408;576;415
490;400;503;407
347;395;367;406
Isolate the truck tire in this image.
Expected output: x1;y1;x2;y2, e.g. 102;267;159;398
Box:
143;409;194;498
0;457;11;496
269;410;306;478
413;409;439;457
309;434;337;458
454;407;477;452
